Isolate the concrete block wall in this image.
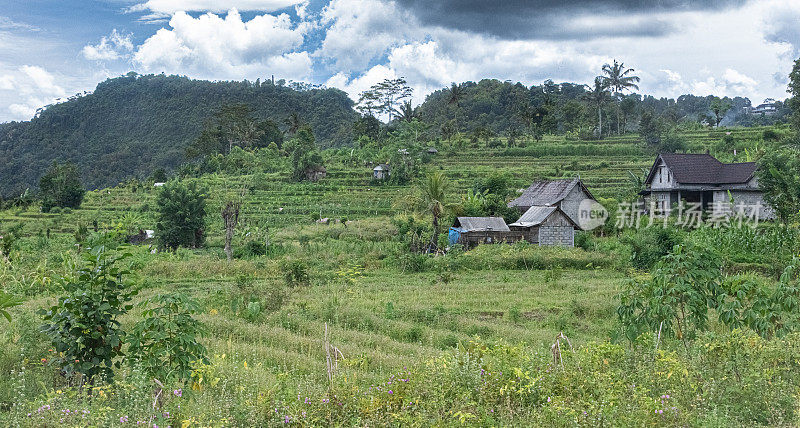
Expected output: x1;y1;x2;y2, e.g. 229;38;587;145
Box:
538;226;574;247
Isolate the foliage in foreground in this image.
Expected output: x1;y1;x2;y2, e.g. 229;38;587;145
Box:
39;246;136;383
4;331;799;426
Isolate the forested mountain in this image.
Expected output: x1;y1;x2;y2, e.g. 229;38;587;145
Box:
0;73;358;196
0;73;790;198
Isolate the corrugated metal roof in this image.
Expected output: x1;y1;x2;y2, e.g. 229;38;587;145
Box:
373;164;389;171
648;153;757;185
509;206;556;227
508;178;579;208
454;217;510;232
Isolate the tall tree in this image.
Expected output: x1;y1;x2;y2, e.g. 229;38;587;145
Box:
583;77;611;138
375;78;413;122
186;104;274;158
709;97;732;127
356;89;382;117
155;180;207;250
448;83;464;135
357;78;413;121
788;57;800;138
395;100;416;123
757;147;800;223
601;60;640;135
284;112;303;135
221;198;241;262
415;171;450;251
39;161;85;213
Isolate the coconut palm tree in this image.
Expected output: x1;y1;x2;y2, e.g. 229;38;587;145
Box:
601;60;640;135
583;77;611;138
447;83;463;135
284;112;303;135
416;171;450;251
395;100;416;123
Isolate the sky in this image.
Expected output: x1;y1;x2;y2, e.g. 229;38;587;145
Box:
2;0;800;122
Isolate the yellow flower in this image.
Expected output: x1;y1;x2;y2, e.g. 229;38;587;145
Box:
209;309;218;315
243;361;248;368
56;390;62;394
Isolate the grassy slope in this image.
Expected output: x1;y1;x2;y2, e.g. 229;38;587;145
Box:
0;127;785;424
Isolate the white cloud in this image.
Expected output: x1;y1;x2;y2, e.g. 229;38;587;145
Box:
129;0;303;21
82;29;134;61
317;0;420;72
19;65;65;97
133;9;312;81
0;74;14;90
0;65;67;120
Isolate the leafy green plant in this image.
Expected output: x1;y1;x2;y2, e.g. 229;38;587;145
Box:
617;245;721;345
39;246;136;383
155;180;207;250
0;291;24;322
128;293;208;383
281;259;310;287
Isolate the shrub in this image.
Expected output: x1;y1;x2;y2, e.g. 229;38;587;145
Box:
39;161;85;213
39;246;136;383
281;259;310;287
128;293;208;383
623;227;684;270
155;180;207;250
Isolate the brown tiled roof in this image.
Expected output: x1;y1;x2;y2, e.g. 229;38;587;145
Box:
508;177;593;208
454;217;510;232
649;153;757;185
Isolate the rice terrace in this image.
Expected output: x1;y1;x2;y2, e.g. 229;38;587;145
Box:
2;1;800;427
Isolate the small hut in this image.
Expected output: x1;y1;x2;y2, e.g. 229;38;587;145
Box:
450;217;521;248
509;206;577;247
373;164;390;180
304;165;327;182
426;147;439;155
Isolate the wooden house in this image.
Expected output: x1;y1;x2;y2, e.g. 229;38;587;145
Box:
450;217;522;248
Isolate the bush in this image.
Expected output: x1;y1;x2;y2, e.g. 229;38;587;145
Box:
622;227;684;270
128;293;208;383
155;180;207;250
233;241;267;259
39;246;136;383
39;161;85;213
281;259;310;287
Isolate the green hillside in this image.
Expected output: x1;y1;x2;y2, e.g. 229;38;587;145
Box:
0;73;358;197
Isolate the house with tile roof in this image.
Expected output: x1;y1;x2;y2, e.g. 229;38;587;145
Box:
507;177;596;228
641;153;774;219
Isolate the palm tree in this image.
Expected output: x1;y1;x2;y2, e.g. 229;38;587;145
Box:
447;83;463;135
395;100;416;123
416;171;450;251
601;60;640;135
284;112;302;135
583;77;611;138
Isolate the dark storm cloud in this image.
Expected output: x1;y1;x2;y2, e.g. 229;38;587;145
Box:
393;0;750;40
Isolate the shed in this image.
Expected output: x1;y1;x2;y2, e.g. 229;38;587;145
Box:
450;217;522;248
509;206;578;247
426;147;439;154
153;182;165;187
373;164;390;180
304;165;327;182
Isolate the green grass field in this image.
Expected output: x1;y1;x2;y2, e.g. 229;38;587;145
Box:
1;127;799;426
